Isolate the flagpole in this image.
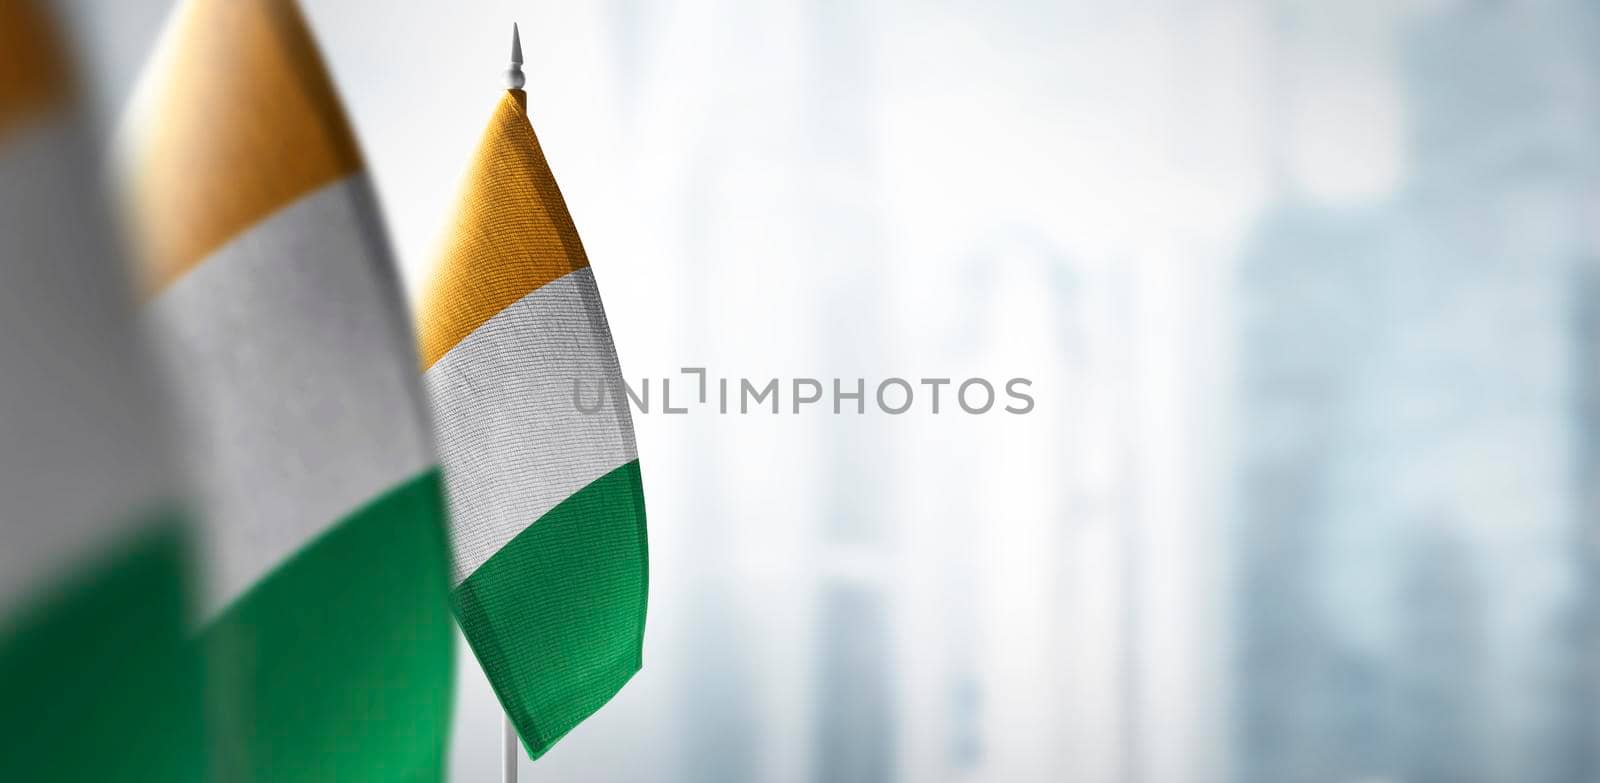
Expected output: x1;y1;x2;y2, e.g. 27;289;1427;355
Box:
503;712;519;783
500;24;526;783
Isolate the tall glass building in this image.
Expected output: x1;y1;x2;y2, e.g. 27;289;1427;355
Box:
1233;1;1600;781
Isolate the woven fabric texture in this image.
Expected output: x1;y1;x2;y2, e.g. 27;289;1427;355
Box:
422;88;648;760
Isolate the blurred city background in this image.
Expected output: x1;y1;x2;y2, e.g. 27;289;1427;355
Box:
43;0;1600;780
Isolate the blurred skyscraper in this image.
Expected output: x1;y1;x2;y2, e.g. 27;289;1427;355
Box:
946;232;1085;783
1233;198;1392;783
804;2;898;781
1233;1;1600;781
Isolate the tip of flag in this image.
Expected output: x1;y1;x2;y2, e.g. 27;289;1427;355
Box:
507;23;525;91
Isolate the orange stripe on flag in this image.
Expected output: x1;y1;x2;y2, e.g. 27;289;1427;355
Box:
417;90;592;370
0;0;73;145
127;0;363;295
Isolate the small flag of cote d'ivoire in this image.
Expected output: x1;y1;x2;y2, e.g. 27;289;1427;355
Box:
418;36;649;760
124;0;454;779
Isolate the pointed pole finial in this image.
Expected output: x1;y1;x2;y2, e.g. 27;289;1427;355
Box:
507;23;525;90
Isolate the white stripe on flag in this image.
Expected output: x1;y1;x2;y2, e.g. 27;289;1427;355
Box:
425;266;638;587
0;116;174;615
148;174;433;614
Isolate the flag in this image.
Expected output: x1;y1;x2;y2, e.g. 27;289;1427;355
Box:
418;84;649;759
0;1;203;780
124;0;453;779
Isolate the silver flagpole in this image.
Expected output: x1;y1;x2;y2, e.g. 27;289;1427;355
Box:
501;25;526;783
503;712;519;783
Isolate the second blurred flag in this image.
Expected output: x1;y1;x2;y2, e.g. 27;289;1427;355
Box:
124;0;454;779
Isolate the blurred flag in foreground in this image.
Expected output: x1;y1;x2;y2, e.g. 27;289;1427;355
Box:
0;1;203;780
123;0;453;778
418;37;649;759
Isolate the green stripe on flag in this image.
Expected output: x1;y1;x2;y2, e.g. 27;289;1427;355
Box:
454;459;648;759
204;469;454;782
0;513;204;783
